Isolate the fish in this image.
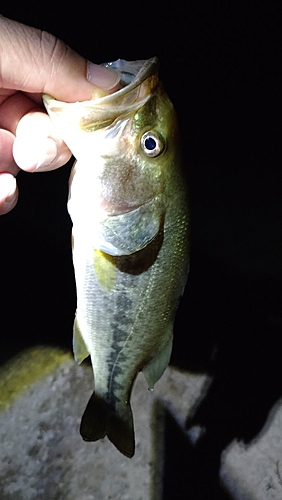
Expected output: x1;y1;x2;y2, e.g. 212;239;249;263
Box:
43;57;189;458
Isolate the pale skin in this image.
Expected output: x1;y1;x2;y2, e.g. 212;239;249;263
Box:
0;15;120;215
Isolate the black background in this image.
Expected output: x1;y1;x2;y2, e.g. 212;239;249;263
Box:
1;2;282;498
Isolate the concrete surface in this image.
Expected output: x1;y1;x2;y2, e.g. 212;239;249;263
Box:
2;346;282;499
0;346;209;500
220;399;282;499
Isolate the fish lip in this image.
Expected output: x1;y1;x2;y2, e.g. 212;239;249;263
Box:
96;57;159;101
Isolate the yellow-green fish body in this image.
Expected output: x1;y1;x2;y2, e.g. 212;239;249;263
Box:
43;58;189;458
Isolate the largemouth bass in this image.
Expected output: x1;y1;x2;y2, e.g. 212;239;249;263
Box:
43;57;189;458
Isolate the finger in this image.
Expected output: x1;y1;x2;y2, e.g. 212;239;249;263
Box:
0;91;42;132
0;92;71;172
0;128;19;176
0;172;18;215
13;110;72;172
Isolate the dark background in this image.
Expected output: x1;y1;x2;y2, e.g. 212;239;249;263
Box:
1;2;282;498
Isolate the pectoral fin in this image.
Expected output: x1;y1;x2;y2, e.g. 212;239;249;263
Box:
143;330;173;390
93;249;116;292
73;318;90;364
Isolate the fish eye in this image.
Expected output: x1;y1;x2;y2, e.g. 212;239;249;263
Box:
140;131;164;157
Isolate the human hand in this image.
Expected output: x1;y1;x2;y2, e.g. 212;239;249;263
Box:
0;15;120;215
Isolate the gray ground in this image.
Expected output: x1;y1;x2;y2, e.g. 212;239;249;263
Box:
0;346;282;499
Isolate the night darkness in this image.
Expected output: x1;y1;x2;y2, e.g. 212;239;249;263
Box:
1;3;282;498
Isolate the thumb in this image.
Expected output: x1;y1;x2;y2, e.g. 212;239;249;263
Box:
0;15;119;102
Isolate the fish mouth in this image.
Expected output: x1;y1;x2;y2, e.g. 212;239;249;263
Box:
76;58;160;132
43;58;160;133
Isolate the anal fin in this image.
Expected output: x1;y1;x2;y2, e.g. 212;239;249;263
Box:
143;331;173;390
80;392;135;458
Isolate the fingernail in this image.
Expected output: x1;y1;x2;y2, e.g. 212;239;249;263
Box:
87;62;120;90
0;174;17;214
3;190;18;213
13;137;58;171
35;138;58;170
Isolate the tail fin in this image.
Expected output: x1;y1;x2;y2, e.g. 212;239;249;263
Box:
80;392;135;458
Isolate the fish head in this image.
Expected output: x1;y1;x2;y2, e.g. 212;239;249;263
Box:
43;58;180;255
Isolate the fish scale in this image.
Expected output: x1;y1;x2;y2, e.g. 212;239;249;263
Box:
43;57;189;458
